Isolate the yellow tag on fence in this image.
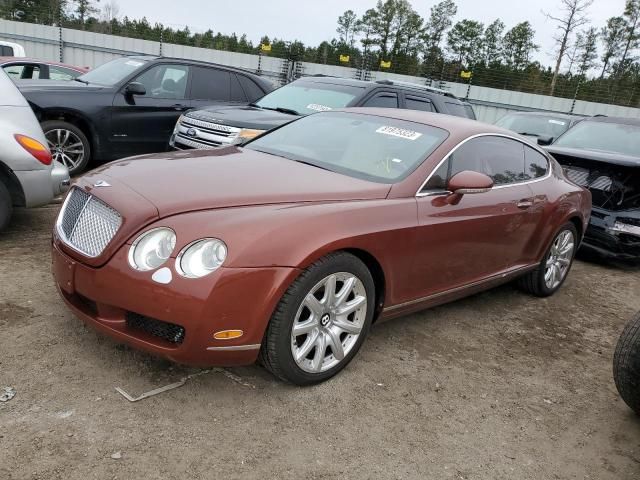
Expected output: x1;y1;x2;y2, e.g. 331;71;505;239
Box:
380;60;391;69
339;54;350;63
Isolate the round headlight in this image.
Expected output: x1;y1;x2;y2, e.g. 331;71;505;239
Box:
176;238;227;278
128;227;176;271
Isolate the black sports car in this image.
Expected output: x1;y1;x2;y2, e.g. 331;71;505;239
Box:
546;116;640;262
17;55;274;174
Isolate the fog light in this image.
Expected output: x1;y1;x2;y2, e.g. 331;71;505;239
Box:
213;330;243;340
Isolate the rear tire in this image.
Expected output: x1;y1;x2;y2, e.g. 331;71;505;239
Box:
517;222;577;297
0;180;12;232
41;120;91;176
614;312;640;415
260;252;375;385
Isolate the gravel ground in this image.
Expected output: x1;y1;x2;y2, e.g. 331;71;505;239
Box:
1;205;639;480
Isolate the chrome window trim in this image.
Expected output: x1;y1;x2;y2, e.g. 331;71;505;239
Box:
415;133;552;197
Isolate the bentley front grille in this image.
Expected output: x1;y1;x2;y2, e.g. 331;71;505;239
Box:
56;187;122;257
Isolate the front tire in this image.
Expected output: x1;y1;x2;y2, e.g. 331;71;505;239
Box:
42;120;91;176
518;222;578;297
260;252;375;385
614;312;640;415
0;180;12;232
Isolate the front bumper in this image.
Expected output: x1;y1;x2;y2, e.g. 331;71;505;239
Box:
14;160;70;207
582;207;640;261
52;241;299;366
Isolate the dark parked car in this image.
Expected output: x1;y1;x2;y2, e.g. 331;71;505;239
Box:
546;116;640;262
495;111;583;145
17;55;274;174
1;57;88;81
169;76;476;150
52;109;589;385
614;311;640;415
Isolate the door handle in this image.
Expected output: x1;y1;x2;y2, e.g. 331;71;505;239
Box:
517;199;534;209
172;104;187;111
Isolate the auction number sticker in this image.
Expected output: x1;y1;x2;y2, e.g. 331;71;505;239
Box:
307;104;332;112
376;125;422;140
548;119;566;125
125;60;144;67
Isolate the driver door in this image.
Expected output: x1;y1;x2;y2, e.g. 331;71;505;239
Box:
409;135;540;300
110;63;192;157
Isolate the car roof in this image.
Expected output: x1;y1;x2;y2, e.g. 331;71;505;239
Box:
502;111;580;120
133;55;265;78
296;76;463;101
580;115;640;126
335;107;507;136
0;57;88;71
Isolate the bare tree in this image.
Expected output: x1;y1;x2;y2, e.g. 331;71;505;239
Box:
544;0;594;95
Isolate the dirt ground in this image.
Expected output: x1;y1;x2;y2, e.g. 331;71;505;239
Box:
1;204;639;480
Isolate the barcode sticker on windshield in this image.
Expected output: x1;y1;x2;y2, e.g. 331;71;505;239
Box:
548;119;566;125
307;104;332;112
376;126;422;140
125;60;144;67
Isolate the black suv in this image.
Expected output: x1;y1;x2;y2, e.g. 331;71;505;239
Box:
17;55;274;174
169;76;476;150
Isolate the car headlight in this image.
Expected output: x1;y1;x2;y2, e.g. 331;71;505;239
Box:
233;128;266;144
176;238;227;278
128;228;177;271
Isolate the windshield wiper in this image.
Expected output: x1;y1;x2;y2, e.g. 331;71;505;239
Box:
74;78;89;85
248;102;261;108
249;148;331;171
260;106;301;116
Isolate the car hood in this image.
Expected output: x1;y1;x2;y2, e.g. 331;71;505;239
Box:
16;80;105;93
186;105;300;130
84;146;391;217
546;146;640;168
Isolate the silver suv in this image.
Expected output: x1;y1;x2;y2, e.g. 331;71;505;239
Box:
0;70;69;231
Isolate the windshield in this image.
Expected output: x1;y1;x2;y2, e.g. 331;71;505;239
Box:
255;81;364;115
78;57;149;86
553;120;640;156
496;114;571;138
245;111;449;183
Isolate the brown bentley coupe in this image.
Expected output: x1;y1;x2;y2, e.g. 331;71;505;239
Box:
52;109;591;385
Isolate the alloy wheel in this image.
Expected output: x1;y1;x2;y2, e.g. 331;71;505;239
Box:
291;272;368;373
544;229;575;290
45;129;85;171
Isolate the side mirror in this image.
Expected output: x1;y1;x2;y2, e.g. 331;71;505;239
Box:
537;135;553;146
448;170;493;195
125;82;146;96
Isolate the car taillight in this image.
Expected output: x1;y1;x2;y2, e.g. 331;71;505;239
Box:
14;134;52;166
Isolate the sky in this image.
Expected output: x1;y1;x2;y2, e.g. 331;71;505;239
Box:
114;0;626;67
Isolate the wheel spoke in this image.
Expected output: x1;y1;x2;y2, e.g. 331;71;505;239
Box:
294;329;319;363
56;129;62;144
322;274;337;307
334;276;356;308
62;129;70;146
336;295;366;316
559;242;574;256
304;293;323;317
61;153;77;168
310;333;327;372
333;317;362;335
326;327;345;360
292;318;318;337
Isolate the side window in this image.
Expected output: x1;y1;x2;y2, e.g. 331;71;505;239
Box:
421;136;527;193
446;102;473;119
230;74;247;102
190;67;231;101
422;160;450;191
451;136;525;185
3;64;24;79
238;75;266;102
134;64;189;99
362;92;399;108
524;145;549;179
0;46;14;56
49;65;80;81
405;96;436;112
